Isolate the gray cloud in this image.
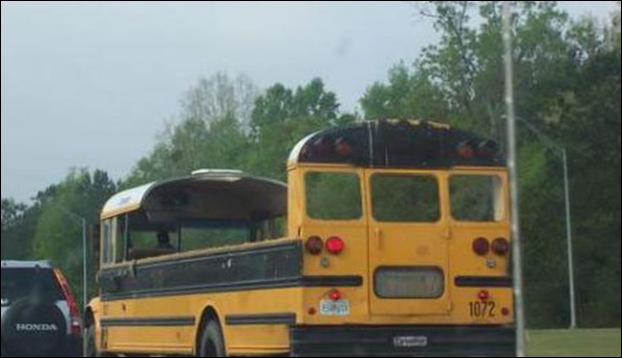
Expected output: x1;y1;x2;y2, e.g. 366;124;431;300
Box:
1;1;615;202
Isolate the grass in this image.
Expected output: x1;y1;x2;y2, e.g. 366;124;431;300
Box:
528;329;621;357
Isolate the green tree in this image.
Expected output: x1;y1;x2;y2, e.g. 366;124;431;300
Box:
361;64;449;121
1;199;38;260
126;73;257;187
366;1;573;141
31;169;116;304
557;39;621;327
248;78;356;179
182;72;257;130
129;75;355;187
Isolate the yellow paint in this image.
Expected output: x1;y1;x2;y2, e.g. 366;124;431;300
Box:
290;164;513;327
89;161;513;356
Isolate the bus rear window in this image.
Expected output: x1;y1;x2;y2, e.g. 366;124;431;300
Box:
306;172;362;221
371;174;440;222
450;175;505;222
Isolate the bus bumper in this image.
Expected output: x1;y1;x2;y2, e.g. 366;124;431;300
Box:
290;325;516;357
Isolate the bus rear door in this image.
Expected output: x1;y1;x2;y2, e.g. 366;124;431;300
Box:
365;170;451;317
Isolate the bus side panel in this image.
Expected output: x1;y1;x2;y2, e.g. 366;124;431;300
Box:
96;240;304;355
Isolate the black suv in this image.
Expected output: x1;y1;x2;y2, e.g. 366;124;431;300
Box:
1;261;81;357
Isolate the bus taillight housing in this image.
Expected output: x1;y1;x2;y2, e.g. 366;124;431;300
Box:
306;236;324;255
491;238;510;256
326;237;345;255
472;238;490;256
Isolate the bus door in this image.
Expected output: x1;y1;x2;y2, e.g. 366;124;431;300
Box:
447;170;512;322
365;170;451;316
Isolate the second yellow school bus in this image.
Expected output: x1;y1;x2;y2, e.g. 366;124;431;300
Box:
86;120;516;357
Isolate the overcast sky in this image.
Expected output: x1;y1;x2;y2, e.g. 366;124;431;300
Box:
1;1;616;202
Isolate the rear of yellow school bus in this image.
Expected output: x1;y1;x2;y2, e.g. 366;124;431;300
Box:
86;119;515;357
286;120;516;356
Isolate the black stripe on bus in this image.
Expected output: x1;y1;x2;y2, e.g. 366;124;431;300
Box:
455;276;513;288
99;240;365;302
300;275;363;287
225;313;297;326
100;317;196;328
101;275;364;301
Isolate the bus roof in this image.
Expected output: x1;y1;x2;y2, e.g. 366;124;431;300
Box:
101;170;287;220
289;119;505;169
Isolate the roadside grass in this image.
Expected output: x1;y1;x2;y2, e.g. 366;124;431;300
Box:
528;329;621;357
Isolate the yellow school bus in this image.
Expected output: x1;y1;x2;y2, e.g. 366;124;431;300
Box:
85;120;516;357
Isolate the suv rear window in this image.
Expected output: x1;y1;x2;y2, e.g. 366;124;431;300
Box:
0;268;63;303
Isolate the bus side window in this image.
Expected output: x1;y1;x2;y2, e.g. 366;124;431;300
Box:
101;220;112;265
251;217;285;242
126;229;179;260
104;215;127;263
100;217;126;264
270;217;286;239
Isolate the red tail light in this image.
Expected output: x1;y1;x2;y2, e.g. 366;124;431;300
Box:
326;237;345;255
491;238;510;256
53;269;82;336
472;238;490;256
478;290;491;302
305;236;324;255
328;289;343;301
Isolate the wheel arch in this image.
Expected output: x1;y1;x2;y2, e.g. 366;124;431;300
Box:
195;304;225;356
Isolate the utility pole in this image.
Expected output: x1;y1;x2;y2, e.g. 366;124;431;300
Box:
562;149;578;329
503;2;527;357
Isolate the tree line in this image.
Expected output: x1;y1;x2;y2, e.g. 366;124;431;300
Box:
2;1;620;328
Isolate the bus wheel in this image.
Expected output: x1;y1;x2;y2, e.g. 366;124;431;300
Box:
199;321;226;357
85;324;108;357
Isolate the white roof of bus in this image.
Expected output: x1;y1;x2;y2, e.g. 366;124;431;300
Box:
101;182;155;218
101;170;287;220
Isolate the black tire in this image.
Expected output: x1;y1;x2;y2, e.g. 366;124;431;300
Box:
85;324;115;357
1;299;67;357
85;324;100;357
198;321;226;357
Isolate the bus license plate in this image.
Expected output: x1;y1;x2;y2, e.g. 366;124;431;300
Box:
320;300;350;316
